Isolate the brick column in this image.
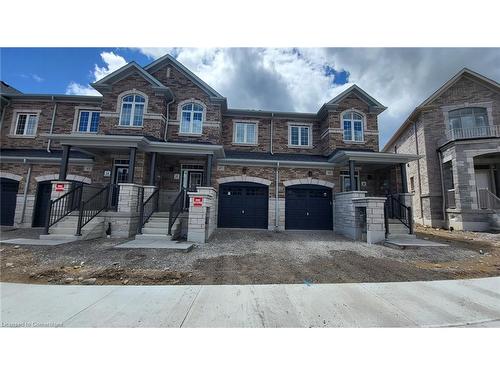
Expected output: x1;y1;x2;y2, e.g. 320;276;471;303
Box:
187;187;217;243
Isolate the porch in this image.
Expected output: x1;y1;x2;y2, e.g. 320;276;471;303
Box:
41;134;223;240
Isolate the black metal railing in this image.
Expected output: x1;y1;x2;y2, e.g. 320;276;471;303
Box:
168;188;187;235
385;195;413;234
138;188;160;234
76;185;110;236
44;185;83;234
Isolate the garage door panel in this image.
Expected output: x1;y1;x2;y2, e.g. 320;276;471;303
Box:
285;184;332;230
218;182;268;229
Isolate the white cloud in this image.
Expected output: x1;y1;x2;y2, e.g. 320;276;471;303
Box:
135;47;500;147
65;51;127;96
32;74;44;82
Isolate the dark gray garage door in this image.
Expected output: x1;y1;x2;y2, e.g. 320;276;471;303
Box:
218;182;268;229
285;184;333;230
1;178;19;226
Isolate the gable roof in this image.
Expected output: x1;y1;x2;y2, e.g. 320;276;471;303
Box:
91;61;172;97
144;54;225;101
382;67;500;152
327;84;387;110
1;81;22;95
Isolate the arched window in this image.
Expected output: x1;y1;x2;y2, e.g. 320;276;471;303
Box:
342;111;364;142
180;102;204;134
449;107;488;130
119;94;145;127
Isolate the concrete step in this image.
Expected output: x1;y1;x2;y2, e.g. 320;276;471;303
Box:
144;221;170;228
142;227;169;235
385;235;448;249
134;234;174;240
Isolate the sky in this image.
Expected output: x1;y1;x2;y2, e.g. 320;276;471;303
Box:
1;47;500;148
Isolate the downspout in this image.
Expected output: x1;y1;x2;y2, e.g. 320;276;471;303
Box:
270;113;274;155
47;96;57;152
20;161;32;224
275;161;280;230
164;96;175;142
413;121;424;219
0;98;11;129
437;149;447;227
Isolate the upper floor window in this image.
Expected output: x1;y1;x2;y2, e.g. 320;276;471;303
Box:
119;94;145;127
233;122;257;145
180;103;203;134
449;107;488;130
77;110;100;133
15;113;38;136
289;124;311;147
343;111;364;142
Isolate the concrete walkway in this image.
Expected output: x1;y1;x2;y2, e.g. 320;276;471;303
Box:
1;277;499;327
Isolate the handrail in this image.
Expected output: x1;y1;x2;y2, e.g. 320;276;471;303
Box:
44;184;83;235
138;188;160;234
76;184;110;236
168;188;187;235
478;189;500;210
385;195;413;234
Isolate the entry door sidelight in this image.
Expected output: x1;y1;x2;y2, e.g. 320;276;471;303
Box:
111;165;129;208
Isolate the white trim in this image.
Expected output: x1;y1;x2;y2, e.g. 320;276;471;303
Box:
177;98;206;135
34;174;91;184
283;178;334;188
117;90;148;128
0;172;23;182
340;109;366;143
232;120;259;146
288;122;312;148
72;106;102;133
217;175;272;186
11;110;41;137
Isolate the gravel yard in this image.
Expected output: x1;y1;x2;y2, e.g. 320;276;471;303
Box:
1;226;499;285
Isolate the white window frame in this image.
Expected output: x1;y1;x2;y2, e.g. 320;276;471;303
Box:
119;94;146;127
179;102;204;135
341;110;365;142
13;112;39;137
232;121;258;145
288;123;312;148
76;110;101;133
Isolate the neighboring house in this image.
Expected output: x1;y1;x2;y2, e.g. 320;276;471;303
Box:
383;68;500;231
0;54;418;243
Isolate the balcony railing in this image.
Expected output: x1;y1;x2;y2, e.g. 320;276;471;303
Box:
445;125;500;141
478;189;500;210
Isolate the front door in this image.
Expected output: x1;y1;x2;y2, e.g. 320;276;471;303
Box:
111;165;129;208
182;170;203;208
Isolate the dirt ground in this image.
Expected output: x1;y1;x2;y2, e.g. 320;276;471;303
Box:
1;226;499;285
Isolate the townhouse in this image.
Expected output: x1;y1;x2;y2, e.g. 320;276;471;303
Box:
383;68;500;231
1;54;418;244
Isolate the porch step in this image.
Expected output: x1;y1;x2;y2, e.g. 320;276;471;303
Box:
384;234;448;249
40;216;105;241
387;222;410;234
136;212;182;240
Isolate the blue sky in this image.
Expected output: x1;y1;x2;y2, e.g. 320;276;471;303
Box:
1;47;499;147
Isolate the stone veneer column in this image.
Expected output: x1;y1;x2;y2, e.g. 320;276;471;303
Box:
117;183;142;213
352;197;387;244
187;187;217;243
333;191;367;239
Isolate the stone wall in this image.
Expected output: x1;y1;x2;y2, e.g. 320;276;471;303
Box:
187;187;217;243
